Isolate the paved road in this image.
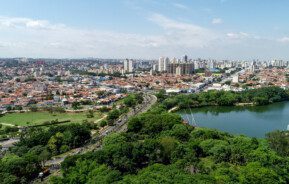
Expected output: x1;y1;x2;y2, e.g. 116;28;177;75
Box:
32;93;157;183
0;138;19;151
220;68;245;83
200;68;246;92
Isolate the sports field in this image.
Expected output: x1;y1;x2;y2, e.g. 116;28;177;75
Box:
0;111;102;126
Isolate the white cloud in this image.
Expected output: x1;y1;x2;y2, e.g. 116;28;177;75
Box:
278;37;289;43
212;18;223;25
226;32;249;39
0;15;221;58
0;15;288;60
149;14;205;32
0;16;168;58
148;13;218;48
0;16;65;30
172;3;188;10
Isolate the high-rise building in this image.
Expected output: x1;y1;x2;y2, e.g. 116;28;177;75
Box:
164;57;169;71
124;59;128;72
251;61;257;73
181;63;194;75
158;57;169;72
182;55;188;62
171;57;177;64
208;60;216;69
128;60;134;72
157;55;194;75
167;63;194;75
152;64;158;71
123;59;134;73
194;60;200;70
271;60;288;67
158;57;164;72
176;66;182;76
167;63;178;74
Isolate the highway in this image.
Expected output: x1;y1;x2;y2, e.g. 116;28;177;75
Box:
32;93;157;183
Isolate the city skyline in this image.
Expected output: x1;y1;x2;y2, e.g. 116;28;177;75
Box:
1;0;289;59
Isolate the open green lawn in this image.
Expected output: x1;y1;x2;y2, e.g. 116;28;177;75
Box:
0;111;102;126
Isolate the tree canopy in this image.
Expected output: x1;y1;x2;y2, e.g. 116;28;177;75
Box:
50;106;289;184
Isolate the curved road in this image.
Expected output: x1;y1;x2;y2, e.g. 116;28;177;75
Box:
33;93;157;183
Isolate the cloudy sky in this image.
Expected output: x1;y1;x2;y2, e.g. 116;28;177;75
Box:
0;0;289;60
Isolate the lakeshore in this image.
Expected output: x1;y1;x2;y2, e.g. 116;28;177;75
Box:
178;101;289;138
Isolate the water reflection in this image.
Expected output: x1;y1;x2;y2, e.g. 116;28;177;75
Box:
178;102;289;138
179;102;287;115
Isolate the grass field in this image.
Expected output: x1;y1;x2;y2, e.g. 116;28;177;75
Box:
0;111;102;126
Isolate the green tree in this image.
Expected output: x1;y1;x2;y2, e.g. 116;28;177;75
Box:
87;164;121;184
99;120;108;127
72;101;81;110
266;130;289;156
124;96;137;107
107;109;120;123
48;132;64;155
29;105;38;112
159;137;178;163
39;149;51;167
239;162;281;184
86;110;94;118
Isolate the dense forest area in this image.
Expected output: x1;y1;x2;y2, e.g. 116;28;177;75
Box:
159;86;289;109
0;124;91;183
50;106;289;184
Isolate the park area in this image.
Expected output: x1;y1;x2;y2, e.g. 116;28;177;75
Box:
0;111;103;127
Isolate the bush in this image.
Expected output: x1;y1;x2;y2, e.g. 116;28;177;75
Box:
29;105;38;112
83;120;98;130
99;120;108;127
60;145;70;153
4;126;19;133
86;110;94;118
99;106;110;112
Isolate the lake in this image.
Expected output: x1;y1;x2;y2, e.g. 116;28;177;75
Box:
178;102;289;138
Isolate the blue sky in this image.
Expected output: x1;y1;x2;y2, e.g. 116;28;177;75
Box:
0;0;289;59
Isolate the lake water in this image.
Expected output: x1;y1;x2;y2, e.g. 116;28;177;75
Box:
178;102;289;138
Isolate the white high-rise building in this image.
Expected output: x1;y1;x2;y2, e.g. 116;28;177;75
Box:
152;64;158;71
164;57;169;71
176;66;182;76
129;60;134;72
171;57;177;64
158;57;170;72
194;60;200;70
123;59;134;73
158;57;164;72
251;61;256;73
271;60;288;67
124;59;129;72
208;60;216;69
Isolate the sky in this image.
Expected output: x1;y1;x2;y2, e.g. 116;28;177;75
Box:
0;0;289;60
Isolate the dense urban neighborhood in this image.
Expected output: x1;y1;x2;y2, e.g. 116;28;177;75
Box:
1;57;289;112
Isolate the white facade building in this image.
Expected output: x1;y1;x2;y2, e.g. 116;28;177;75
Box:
232;75;239;83
158;57;169;72
158;57;164;72
123;59;134;73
